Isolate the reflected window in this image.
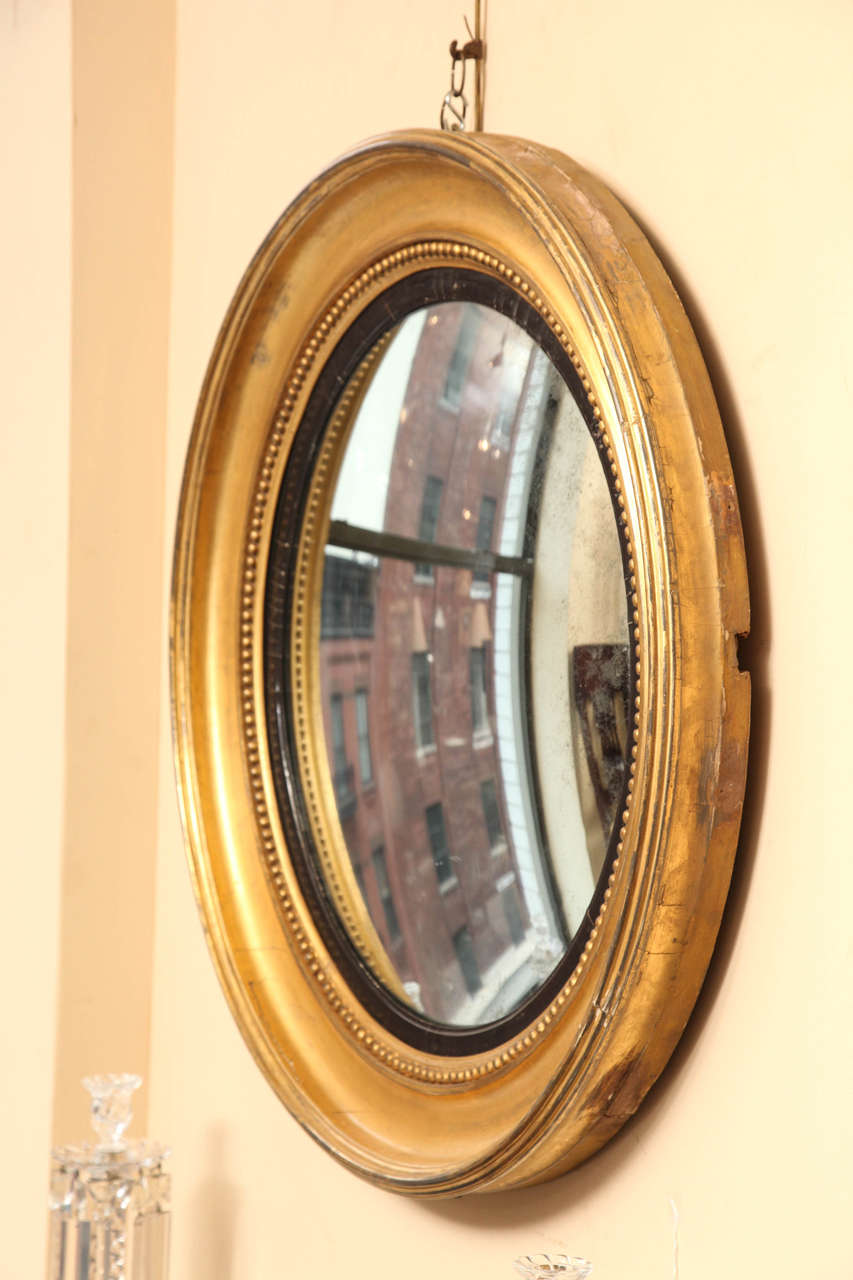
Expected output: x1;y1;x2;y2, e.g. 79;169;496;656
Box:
412;652;435;751
472;495;497;585
425;802;455;887
415;475;443;582
480;778;504;851
330;693;355;818
372;845;401;943
491;375;520;450
442;309;480;408
355;688;373;785
321;554;375;637
500;880;525;945
453;925;482;994
469;646;489;739
418;475;443;542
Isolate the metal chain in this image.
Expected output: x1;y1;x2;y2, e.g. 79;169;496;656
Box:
440;43;470;131
439;8;484;132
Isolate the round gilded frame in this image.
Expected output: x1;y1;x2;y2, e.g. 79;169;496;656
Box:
171;130;750;1194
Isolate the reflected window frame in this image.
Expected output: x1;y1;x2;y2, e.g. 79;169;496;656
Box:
441;307;480;410
371;844;402;944
321;553;376;638
425;801;456;889
411;651;436;754
452;924;482;995
329;692;356;818
355;687;373;786
469;644;491;745
490;367;522;451
414;474;443;583
471;494;497;596
480;777;506;854
498;876;525;946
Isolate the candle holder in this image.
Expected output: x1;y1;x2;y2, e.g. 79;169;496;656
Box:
515;1255;592;1280
48;1075;170;1280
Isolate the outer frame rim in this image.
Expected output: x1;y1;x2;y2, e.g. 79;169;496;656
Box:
170;129;749;1194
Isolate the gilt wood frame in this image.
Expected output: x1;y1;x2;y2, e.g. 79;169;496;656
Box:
171;130;750;1194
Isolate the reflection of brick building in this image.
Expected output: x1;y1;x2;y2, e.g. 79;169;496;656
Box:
320;302;563;1024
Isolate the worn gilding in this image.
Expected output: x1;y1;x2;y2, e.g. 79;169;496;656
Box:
170;130;749;1194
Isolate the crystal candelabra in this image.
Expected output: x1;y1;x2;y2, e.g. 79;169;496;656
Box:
48;1075;170;1280
515;1255;592;1280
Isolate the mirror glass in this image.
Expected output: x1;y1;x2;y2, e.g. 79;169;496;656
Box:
316;301;629;1028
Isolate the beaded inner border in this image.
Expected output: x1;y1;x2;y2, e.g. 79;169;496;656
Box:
287;334;398;980
240;241;641;1084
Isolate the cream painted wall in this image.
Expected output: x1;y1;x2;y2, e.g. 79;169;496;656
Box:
7;0;849;1276
1;1;70;1274
2;0;172;1270
150;2;853;1277
52;0;175;1147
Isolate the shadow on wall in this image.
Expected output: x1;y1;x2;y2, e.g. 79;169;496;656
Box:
636;206;772;1043
189;1125;239;1278
422;189;772;1235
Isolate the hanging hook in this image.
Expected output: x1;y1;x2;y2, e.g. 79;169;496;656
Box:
440;5;485;132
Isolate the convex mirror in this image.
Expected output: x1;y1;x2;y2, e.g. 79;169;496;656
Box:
172;130;750;1193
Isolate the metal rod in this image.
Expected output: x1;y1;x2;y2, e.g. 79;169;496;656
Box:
327;519;531;578
474;0;484;130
